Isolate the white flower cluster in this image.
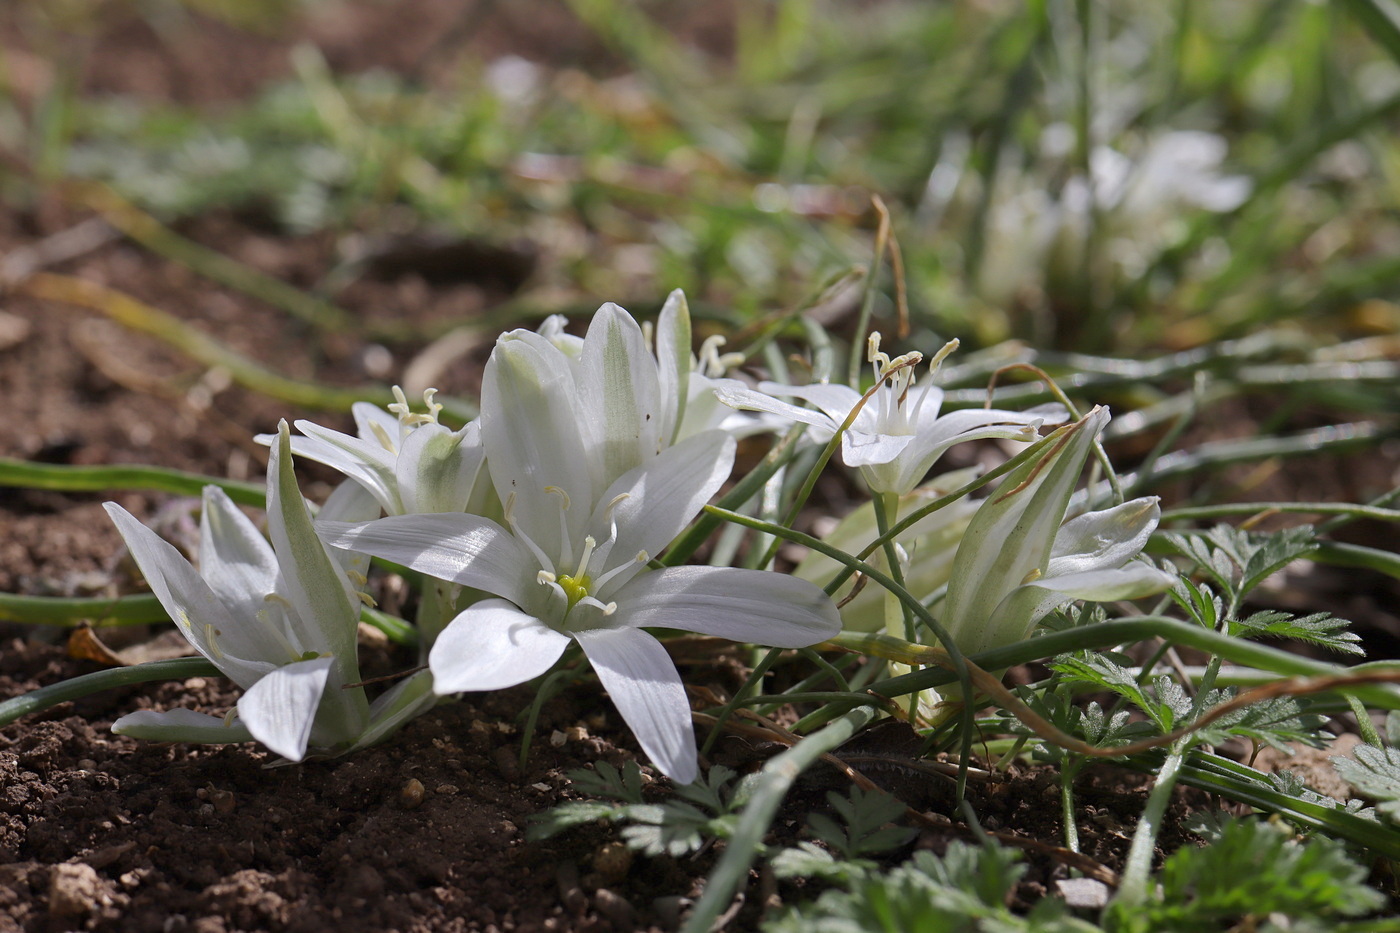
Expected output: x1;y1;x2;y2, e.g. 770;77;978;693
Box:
103;290;1170;781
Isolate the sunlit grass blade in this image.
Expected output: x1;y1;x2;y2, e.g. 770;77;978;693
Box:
18;272;397;413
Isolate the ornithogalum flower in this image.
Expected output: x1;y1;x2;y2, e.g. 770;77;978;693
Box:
319;318;841;783
262;387;489;517
534;291;776;448
941;407;1175;657
717;334;1065;495
105;423;433;761
794;469;982;633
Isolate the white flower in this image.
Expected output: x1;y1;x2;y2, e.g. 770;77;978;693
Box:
942;407;1174;657
534;290;777;446
794;468;983;632
105;423;436;760
259;387;489;516
105;423;371;759
319;320;840;782
717;334;1065;495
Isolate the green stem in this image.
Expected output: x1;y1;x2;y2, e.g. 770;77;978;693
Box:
1114;749;1184;906
0;458;265;507
0;592;167;627
0;657;220;728
699;647;782;757
850;619;1400;711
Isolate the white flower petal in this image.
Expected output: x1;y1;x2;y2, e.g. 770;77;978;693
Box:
1048;497;1161;577
236;656;335;761
573;626;697;784
352;401;402;448
319;479;382;596
103;503;273;689
579;302;663;489
840;430;917;468
112;708;254;745
609;566;840;647
266;424;359;664
198;485;278;625
317;513;537;606
429;600;570;694
395;422;485;515
655;289;692;446
591;431;736;587
759;382;864;425
972;562;1176;656
284;420;402;514
481;331;592;554
713;384;836;435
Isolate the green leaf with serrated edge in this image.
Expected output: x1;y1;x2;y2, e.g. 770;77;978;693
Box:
1168;577;1222;629
1200;696;1330;752
525;802;626;841
566;760;645;804
1050;653;1169;732
770;842;867;884
1114;818;1387;930
810;786;915;859
1232;610;1364;656
1333;743;1400;822
1239;525;1319;596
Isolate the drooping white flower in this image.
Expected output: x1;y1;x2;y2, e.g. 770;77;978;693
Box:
717;334;1065;495
259;387;489;517
105;423;433;760
941;407;1174;657
319;319;840;782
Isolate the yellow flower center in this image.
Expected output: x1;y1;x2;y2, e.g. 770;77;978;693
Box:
556;572;593;610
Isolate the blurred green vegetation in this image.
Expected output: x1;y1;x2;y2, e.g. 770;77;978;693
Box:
6;0;1400;354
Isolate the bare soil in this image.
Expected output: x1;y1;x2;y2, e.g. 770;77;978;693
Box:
2;2;1398;931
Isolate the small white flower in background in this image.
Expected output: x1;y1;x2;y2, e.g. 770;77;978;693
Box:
105;423;436;761
716;333;1066;495
259;387;489;517
979;128;1252;307
319;308;841;783
941;407;1175;658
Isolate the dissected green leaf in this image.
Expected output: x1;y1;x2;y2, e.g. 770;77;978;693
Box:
1333;743;1400;822
1232;610;1364;656
765;842;1097;933
1051;654;1169;732
1107;818;1386;932
806;786;915;859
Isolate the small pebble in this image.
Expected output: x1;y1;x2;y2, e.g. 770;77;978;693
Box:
1057;877;1110;909
435;784;459;796
77;759;97;772
399;778;426;810
593;888;636;928
493;746;521;782
48;863;101;918
530;782;551;793
591;842;632;883
549;730;568;748
0;311;31;351
209;788;235;814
